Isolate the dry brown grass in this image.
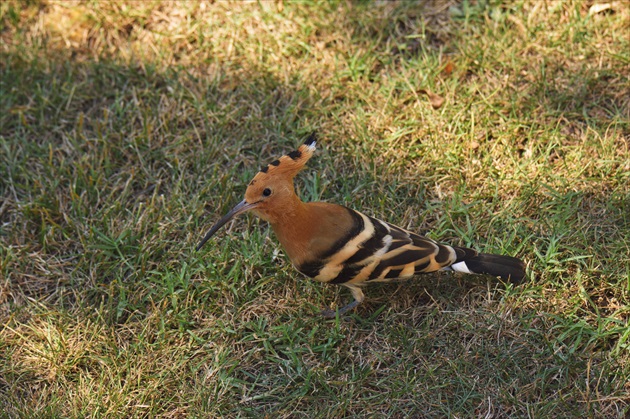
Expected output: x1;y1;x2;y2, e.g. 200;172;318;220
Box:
1;0;629;417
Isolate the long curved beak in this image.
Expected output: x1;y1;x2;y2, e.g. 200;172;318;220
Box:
196;200;259;251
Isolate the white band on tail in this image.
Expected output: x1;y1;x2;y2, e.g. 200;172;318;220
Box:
450;261;472;274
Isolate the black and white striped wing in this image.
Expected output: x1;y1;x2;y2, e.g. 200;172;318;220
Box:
300;207;476;285
361;217;477;283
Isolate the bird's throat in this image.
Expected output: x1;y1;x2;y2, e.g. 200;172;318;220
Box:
267;198;317;265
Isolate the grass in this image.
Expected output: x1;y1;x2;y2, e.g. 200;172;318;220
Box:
1;0;629;417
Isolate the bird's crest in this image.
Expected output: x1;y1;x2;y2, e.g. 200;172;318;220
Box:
250;133;317;184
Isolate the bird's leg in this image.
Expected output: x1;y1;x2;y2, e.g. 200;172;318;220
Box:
321;284;365;318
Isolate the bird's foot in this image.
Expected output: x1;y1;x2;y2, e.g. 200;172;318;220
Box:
320;300;360;318
320;307;338;318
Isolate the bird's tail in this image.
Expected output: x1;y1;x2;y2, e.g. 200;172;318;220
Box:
450;252;526;284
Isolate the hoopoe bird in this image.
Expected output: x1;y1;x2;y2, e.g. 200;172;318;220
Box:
197;135;526;317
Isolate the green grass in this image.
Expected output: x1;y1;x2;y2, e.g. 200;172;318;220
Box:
1;0;629;417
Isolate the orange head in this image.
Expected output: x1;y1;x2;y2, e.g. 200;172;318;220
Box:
196;134;316;250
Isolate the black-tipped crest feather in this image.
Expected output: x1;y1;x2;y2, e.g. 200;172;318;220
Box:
303;132;317;147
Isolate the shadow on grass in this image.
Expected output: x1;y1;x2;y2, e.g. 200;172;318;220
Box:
1;0;461;312
1;50;325;312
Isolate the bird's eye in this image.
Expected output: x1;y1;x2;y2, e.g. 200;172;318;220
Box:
262;188;272;197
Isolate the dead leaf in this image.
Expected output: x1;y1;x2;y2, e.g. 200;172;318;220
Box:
442;60;455;77
419;89;445;109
